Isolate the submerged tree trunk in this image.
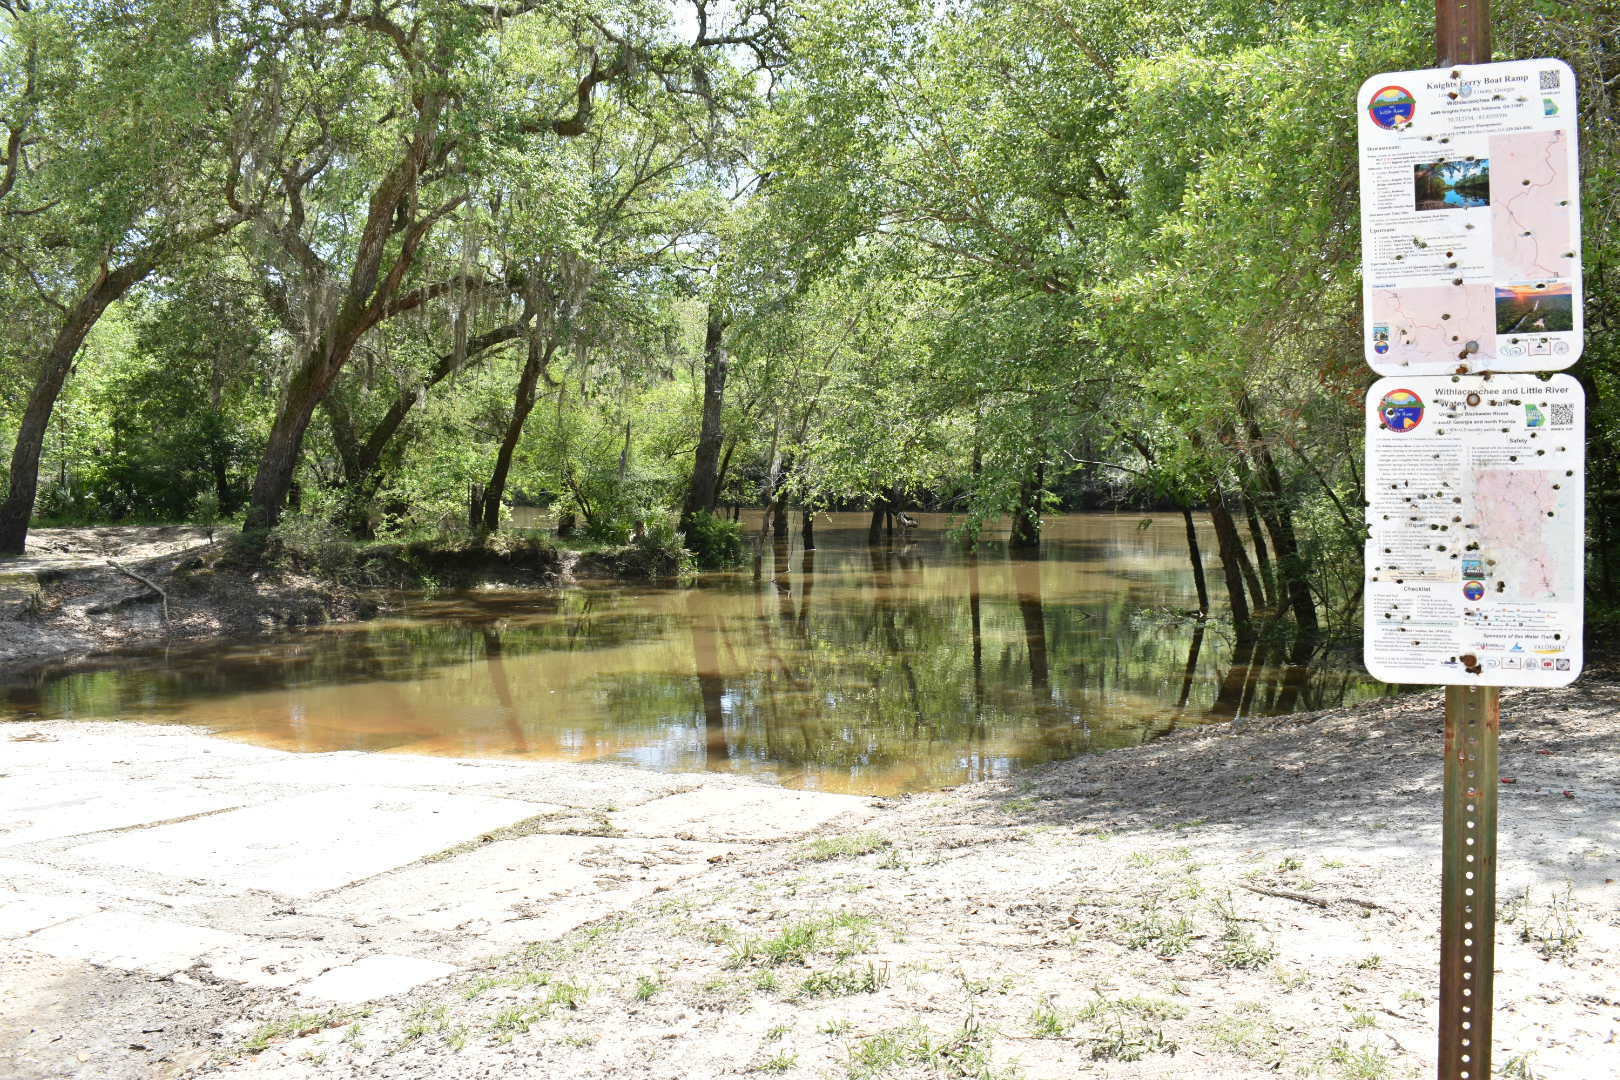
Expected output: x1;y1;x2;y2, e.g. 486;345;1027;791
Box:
1241;497;1278;610
801;508;816;551
1009;456;1045;549
1181;505;1211;614
1207;486;1255;643
680;310;729;530
1241;404;1318;634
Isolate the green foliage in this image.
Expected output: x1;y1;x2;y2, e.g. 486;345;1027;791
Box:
1;0;1613;646
683;511;746;570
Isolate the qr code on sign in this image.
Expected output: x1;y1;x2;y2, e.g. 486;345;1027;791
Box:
1540;68;1561;90
1551;402;1574;426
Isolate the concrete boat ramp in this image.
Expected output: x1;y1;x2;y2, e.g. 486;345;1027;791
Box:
0;721;878;1078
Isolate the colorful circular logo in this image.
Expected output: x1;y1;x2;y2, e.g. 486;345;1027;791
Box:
1463;580;1486;601
1379;388;1424;432
1368;85;1416;130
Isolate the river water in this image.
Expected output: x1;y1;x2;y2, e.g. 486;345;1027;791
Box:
0;513;1393;794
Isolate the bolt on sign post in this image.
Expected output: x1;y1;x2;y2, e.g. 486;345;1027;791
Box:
1357;2;1587;1078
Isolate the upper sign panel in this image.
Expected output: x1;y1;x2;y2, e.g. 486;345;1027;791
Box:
1358;60;1582;376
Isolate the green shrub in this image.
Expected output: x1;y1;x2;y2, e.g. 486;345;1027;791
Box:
683;510;745;569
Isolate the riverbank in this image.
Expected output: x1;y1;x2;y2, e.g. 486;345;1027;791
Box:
3;672;1616;1079
0;525;675;676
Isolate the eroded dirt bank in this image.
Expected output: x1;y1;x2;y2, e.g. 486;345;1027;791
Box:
0;526;574;675
3;672;1617;1080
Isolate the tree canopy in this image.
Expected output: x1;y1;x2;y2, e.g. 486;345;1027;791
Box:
0;0;1615;633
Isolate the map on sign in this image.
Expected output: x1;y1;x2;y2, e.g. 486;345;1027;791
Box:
1363;374;1584;687
1358;59;1582;375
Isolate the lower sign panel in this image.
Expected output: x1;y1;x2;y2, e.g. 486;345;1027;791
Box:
1364;374;1584;686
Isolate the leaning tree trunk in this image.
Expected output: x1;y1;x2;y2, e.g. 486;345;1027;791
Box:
1181;505;1211;615
480;338;556;532
341;323;526;535
1206;486;1255;643
1241;406;1319;635
0;296;119;553
241;105;465;532
1240;496;1278;610
0;214;243;553
680;310;729;530
243;350;352;531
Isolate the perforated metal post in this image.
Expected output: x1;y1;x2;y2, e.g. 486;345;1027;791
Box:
1440;685;1498;1080
1434;4;1495;1074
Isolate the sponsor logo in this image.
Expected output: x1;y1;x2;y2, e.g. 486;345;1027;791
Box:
1369;86;1417;130
1379;388;1424;433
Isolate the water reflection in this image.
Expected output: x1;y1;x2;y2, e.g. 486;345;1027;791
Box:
0;514;1396;794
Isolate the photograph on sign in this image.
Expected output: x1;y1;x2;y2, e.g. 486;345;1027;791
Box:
1363;374;1584;686
1358;60;1582;375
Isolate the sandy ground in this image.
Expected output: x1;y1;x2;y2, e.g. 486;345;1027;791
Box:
2;670;1616;1080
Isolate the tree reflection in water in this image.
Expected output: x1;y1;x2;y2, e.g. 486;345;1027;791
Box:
0;513;1395;794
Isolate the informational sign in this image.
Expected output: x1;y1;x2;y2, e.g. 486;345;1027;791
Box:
1364;374;1584;687
1358;60;1582;376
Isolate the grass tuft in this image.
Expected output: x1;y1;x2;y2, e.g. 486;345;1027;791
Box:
800;831;893;863
729;913;875;968
243;1010;358;1053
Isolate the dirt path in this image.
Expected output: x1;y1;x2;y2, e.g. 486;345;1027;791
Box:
3;672;1616;1080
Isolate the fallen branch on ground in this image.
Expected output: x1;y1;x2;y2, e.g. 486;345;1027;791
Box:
1240;883;1329;908
108;560;169;624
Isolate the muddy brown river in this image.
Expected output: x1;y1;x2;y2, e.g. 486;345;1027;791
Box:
0;513;1393;794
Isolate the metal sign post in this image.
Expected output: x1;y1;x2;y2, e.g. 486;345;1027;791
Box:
1438;7;1495;1079
1440;684;1498;1079
1358;2;1589;1076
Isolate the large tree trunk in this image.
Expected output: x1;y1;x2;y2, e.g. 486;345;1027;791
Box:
480;338;556;532
243;350;352;531
680;309;728;529
242;103;461;531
